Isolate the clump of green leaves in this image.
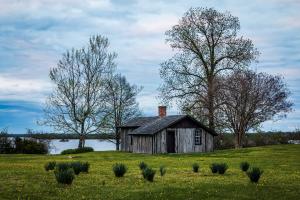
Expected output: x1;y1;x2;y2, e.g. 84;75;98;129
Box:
54;168;75;185
210;163;219;173
80;162;90;173
70;161;82;175
247;167;263;183
210;163;228;174
44;161;56;171
139;161;147;170
56;162;71;172
240;162;250;172
192;163;199;173
61;147;94;155
159;165;166;176
113;163;127;177
142;167;156;182
55;161;90;175
218;163;228;174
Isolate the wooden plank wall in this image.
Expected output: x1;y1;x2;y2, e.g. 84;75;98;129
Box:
120;128;134;152
164;128;213;153
153;130;167;153
121;127;214;153
206;133;214;152
132;135;152;153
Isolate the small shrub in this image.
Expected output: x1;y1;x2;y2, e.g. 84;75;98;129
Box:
210;163;219;173
218;163;228;174
44;161;56;171
240;162;250;172
14;137;48;154
247;167;263;183
139;161;147;170
80;162;90;173
113;163;127;177
192;163;199;173
54;168;75;185
75;147;94;153
60;149;75;155
61;147;94;155
159;165;166;176
56;162;71;172
70;162;82;175
142;167;156;182
0;131;15;154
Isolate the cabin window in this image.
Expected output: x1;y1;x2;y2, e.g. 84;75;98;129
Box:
194;129;202;145
130;136;133;145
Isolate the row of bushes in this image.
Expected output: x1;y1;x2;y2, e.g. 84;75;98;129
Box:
112;161;263;183
191;162;228;174
112;161;165;182
45;161;90;184
61;147;94;155
0;135;48;154
46;160;263;186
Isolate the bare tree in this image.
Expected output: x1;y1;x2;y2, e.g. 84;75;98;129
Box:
220;70;293;148
104;74;142;150
42;35;116;148
159;7;258;131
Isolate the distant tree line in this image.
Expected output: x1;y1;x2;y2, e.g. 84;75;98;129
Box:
214;131;300;150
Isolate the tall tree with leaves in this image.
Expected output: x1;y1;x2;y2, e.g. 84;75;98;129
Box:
104;74;142;150
42;35;116;148
220;70;293;148
160;7;259;131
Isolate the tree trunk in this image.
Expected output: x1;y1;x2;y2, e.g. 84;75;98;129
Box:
78;122;85;149
207;77;215;130
115;128;120;151
82;136;85;148
78;135;85;148
235;131;243;148
116;139;120;151
78;136;83;148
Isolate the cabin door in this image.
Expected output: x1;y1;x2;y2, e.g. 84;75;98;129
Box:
167;130;175;153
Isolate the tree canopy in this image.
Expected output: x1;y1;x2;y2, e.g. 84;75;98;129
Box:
160;7;259;131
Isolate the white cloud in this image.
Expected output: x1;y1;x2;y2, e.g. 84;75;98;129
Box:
127;14;178;37
0;0;113;17
0;75;51;102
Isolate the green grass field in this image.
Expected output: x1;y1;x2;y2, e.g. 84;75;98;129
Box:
0;145;299;200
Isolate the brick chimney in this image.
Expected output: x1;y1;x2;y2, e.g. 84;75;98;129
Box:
158;106;167;117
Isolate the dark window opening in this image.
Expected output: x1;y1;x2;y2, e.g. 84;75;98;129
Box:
194;129;202;145
130;136;133;145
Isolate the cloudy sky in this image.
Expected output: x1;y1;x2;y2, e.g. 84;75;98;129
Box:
0;0;299;133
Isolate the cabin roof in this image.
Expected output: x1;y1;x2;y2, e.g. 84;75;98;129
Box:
121;115;217;136
119;116;160;127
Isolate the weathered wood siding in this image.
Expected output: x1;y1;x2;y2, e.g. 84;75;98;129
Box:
175;128;213;153
153;130;167;153
152;128;214;153
120;128;134;152
175;128;194;153
120;118;214;154
132;135;153;153
205;133;214;152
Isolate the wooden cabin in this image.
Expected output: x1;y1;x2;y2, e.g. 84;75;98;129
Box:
119;106;217;154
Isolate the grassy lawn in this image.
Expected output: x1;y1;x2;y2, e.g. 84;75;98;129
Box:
0;145;299;200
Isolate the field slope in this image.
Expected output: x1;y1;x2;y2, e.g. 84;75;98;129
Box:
0;145;299;200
